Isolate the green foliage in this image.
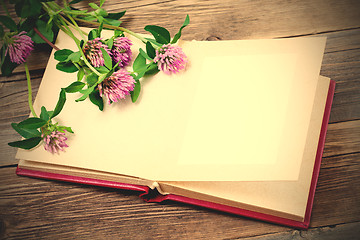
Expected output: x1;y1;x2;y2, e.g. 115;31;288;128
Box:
51;89;66;119
100;48;112;69
67;52;81;62
130;79;141;103
11;123;41;138
8;137;42;150
89;90;104;111
55;49;74;62
18;117;47;129
146;41;156;59
139;48;152;61
64;81;85;93
107;11;126;20
69;0;84;4
30;19;54;44
77;68;85;81
86;72;99;86
57;126;74;133
0;15;17;31
88;29;98;40
171;14;190;44
133;52;147;73
1;52;18;76
0;25;3;38
144;25;170;44
14;0;42;18
56;62;78;73
40;106;50;121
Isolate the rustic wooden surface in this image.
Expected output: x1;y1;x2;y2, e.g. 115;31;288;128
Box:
1;0;360;239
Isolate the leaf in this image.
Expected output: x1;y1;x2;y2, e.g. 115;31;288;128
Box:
8;137;42;150
11;123;41;139
58;126;74;133
146;41;156;59
88;29;98;40
0;15;17;31
77;68;85;81
64;82;85;93
144;25;170;44
15;0;42;18
103;18;121;27
76;85;96;102
89;90;104;111
171;14;190;44
40;106;50;121
95;8;108;17
100;48;112;69
86;72;99;86
69;0;84;4
18;117;47;129
114;29;123;37
130;79;141;103
139;48;152;61
145;62;159;75
145;38;162;47
32;19;54;44
19;17;36;32
56;62;78;73
94;66;109;74
107;11;126;20
0;25;4;38
1;52;19;76
133;52;146;73
100;0;105;7
97;20;104;36
106;36;114;49
51;89;66;119
88;3;99;9
54;49;74;62
67;52;81;62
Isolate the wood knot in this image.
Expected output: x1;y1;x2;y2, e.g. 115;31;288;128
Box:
206;36;221;41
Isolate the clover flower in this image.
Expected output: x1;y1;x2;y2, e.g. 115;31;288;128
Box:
42;130;69;154
98;69;136;104
5;31;34;64
111;37;132;67
83;38;111;67
153;43;187;74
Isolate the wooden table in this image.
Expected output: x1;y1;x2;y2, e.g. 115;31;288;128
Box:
1;1;360;239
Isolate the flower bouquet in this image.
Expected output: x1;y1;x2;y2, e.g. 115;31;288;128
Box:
1;0;189;153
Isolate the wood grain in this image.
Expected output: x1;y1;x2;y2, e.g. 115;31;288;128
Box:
1;0;360;239
6;0;360;73
0;153;359;238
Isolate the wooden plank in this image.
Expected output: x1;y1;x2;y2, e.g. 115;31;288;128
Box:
0;168;287;239
0;153;359;238
311;152;360;227
323;120;360;157
99;0;360;39
321;49;360;123
243;222;360;240
2;0;360;73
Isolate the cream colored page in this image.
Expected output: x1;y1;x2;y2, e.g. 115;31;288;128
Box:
16;29;326;181
162;76;330;217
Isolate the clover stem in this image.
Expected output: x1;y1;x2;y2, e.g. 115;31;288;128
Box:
74;18;148;43
25;62;38;118
33;27;60;51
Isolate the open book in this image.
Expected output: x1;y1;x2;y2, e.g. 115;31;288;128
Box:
15;29;335;229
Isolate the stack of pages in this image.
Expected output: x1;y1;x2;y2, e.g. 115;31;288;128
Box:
16;29;335;229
